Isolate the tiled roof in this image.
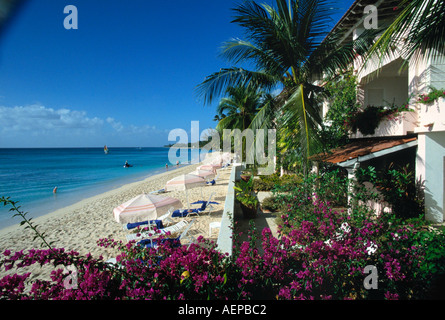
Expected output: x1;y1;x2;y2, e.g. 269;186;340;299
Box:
310;136;417;164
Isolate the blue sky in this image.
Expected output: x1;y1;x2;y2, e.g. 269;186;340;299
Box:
0;0;354;148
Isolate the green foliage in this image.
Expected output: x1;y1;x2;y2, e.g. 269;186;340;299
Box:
261;196;285;212
346;103;413;136
350;106;382;135
365;0;445;66
377;165;424;219
418;87;445;104
1;197;54;249
273;167;348;209
234;175;259;209
355;164;424;220
253;173;303;191
321;70;360;148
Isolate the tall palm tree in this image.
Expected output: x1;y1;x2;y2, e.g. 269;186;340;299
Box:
366;0;445;67
196;0;374;166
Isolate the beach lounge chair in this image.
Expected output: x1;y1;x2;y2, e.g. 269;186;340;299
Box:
122;207;175;231
172;202;205;218
126;218;190;242
206;172;220;186
171;193;217;217
137;218;197;249
190;193;218;213
149;188;165;194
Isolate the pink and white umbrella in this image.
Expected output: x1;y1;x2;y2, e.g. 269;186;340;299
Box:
204;151;231;164
113;193;183;224
197;164;220;173
190;169;215;180
165;174;206;209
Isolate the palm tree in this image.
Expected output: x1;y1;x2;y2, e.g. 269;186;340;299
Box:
214;84;273;158
215;84;267;133
365;0;445;67
196;0;374;167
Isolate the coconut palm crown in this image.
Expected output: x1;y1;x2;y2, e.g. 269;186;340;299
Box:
196;0;374;163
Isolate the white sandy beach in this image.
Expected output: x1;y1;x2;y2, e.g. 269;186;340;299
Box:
0;161;231;281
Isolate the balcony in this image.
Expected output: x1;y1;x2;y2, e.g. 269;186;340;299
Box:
415;98;445;133
348;108;417;139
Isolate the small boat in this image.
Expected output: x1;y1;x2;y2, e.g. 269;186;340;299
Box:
104;145;109;154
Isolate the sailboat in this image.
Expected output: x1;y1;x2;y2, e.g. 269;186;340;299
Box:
104;145;109;154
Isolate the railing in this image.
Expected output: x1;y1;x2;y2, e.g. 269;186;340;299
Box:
216;163;243;256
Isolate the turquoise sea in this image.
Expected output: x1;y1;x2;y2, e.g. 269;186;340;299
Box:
0;147;205;229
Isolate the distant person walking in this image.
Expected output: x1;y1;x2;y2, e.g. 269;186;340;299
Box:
165;163;168;170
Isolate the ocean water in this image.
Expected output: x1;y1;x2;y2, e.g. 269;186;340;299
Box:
0;147;205;229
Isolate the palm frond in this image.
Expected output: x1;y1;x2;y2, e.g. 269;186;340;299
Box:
365;0;445;68
279;84;323;159
248;92;279;131
220;38;288;78
195;67;277;105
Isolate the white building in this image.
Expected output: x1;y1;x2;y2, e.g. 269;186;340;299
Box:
312;0;445;223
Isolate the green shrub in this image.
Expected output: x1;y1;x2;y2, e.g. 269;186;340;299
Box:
253;173;303;192
261;196;284;212
253;178;276;191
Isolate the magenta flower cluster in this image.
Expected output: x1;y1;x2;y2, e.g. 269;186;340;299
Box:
0;196;439;300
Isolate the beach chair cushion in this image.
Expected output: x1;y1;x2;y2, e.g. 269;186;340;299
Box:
124;220;163;230
138;237;181;249
172;208;200;218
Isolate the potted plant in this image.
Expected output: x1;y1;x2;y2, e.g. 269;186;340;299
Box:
240;167;255;182
234;175;259;218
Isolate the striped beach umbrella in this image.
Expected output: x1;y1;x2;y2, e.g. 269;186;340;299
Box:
197;164;220;173
190;169;215;180
113;193;182;224
165;174;206;209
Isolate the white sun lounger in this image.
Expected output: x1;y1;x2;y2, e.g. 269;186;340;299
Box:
126;218;191;242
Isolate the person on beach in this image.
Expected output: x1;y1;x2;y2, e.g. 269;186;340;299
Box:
176;160;179;167
53;186;58;193
165;163;168;170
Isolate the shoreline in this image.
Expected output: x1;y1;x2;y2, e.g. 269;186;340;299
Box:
0;151;232;282
0;163;192;236
0;161;231;281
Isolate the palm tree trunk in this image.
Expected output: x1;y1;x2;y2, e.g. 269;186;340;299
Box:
300;84;310;160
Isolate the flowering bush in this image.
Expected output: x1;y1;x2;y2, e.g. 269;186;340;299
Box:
345;103;413;135
1;192;445;300
418;87;445;104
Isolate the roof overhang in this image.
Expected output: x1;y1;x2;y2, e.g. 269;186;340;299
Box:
310;136;417;168
326;0;405;45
